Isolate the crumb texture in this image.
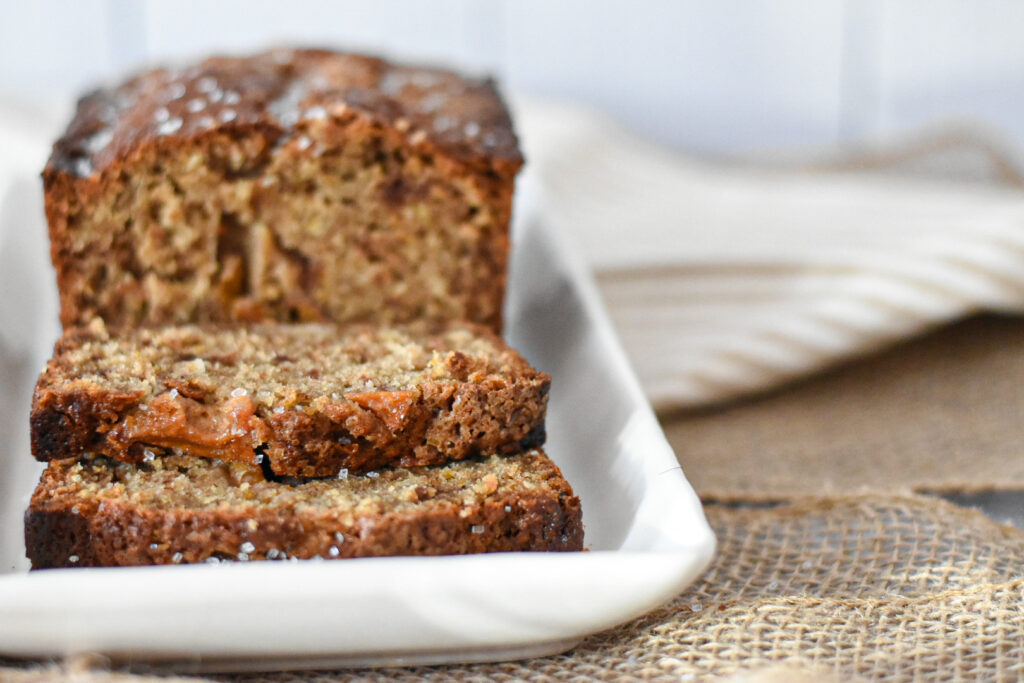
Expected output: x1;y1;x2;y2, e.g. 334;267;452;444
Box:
24;450;583;567
31;321;550;476
44;48;522;331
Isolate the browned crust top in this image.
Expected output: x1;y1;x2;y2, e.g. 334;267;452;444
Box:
46;47;522;181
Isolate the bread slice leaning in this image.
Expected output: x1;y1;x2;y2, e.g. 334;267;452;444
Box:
31;321;549;477
25;449;582;568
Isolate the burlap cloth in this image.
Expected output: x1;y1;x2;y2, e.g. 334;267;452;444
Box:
6;130;1024;682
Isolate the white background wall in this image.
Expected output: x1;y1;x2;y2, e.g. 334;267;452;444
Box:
2;0;1024;154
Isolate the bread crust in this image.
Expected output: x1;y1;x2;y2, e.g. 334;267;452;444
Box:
25;451;583;568
31;322;550;477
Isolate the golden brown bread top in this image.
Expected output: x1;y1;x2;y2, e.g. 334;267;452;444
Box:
39;320;542;409
46;47;522;180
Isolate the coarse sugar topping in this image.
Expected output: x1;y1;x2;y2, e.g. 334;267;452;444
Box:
49;321;528;413
50;48;522;179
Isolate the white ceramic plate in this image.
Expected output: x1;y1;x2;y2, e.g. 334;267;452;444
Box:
0;177;715;672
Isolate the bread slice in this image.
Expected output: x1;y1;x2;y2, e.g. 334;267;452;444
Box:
43;48;521;332
25;449;582;568
31;321;549;477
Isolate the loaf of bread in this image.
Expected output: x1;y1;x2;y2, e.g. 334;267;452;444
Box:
25;449;583;568
43;48;521;332
31;320;549;478
27;47;583;570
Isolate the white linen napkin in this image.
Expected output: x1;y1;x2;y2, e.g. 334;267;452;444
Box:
514;99;1024;411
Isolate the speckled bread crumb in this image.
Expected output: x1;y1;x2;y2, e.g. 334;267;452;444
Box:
24;450;583;568
31;320;550;477
43;48;521;332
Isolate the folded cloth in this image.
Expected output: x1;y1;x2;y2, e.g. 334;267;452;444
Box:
514;99;1024;410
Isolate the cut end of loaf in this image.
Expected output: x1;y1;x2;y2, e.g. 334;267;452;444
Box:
43;48;521;331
